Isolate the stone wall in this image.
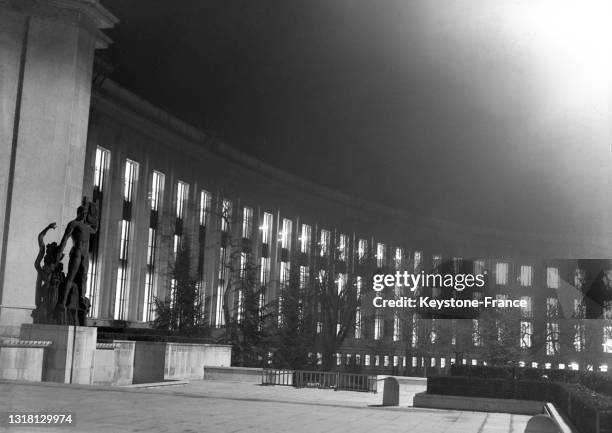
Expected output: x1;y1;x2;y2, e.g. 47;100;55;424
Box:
203;366;263;383
133;341;231;383
92;340;135;386
0;338;51;381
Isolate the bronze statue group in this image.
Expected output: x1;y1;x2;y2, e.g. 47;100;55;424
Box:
34;197;98;326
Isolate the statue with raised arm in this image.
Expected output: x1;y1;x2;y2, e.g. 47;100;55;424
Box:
33;222;65;323
57;197;98;325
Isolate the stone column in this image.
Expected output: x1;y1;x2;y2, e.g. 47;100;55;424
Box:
0;0;117;336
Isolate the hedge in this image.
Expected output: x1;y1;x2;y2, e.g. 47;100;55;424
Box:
450;364;612;399
437;368;612;433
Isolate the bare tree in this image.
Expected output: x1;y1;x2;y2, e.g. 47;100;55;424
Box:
152;240;209;336
478;307;523;366
314;269;360;370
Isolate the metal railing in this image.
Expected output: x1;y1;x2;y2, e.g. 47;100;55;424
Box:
262;369;377;393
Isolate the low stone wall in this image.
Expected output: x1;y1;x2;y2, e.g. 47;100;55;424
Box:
93;340;135;386
165;343;230;380
0;338;51;381
203;366;262;383
413;392;545;415
133;342;231;383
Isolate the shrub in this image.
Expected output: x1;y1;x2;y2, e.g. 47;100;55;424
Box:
435;372;612;433
450;365;612;399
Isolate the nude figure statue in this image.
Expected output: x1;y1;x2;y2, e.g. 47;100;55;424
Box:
57;197;98;324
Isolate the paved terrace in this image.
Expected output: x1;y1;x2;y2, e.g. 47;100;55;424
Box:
1;379;530;433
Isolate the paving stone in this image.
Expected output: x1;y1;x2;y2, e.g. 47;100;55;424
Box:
1;380;530;433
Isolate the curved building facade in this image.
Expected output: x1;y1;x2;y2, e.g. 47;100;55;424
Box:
1;0;611;376
80;80;612;373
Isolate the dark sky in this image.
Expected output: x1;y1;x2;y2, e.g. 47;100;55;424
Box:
101;0;610;235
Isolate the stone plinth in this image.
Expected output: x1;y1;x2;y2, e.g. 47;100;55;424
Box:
0;337;51;381
133;341;166;383
93;340;135;386
20;324;97;384
382;377;399;406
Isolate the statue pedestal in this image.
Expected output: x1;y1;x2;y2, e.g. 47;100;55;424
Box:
20;324;96;384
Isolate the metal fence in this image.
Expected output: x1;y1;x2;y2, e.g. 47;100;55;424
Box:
262;369;377;393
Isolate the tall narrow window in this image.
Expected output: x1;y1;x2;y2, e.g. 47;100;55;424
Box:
472;319;481;346
216;247;227;326
574;324;585;352
280;262;290;288
376;243;386;267
237;252;248;324
356;276;363;300
260;257;270;286
603;326;612;354
393;312;400;342
242;207;253;239
337;234;348;261
354;307;362;339
115;159;138;320
143;171;164;322
574;268;586;289
118;220;131;261
432;254;442;272
278;262;290;326
374;310;383;340
173;234;181;259
87;146;110;317
495;262;508;285
319;229;330;257
261;212;273;244
221;199;232;232
280;218;292;250
357;239;367;263
452;257;463;274
520;321;532;348
236;290;244;323
197;189;210;310
546;322;559;355
239;252;247;280
337;273;347;295
93;147;110;192
169;278;177;311
300;224;311;254
429;319;437;344
519;265;533;287
115;219;132;320
123;160;138;202
546;297;559;318
411;315;418;346
176;181;189;219
142;227;158;322
414;251;422;272
394;247;403;269
574;299;586;318
299;266;309;289
199;190;211;226
547;267;560;289
150;171;164;212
